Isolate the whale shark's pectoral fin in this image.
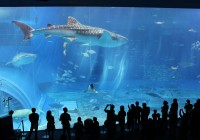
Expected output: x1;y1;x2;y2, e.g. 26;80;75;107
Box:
99;31;112;41
45;34;52;38
63;36;77;42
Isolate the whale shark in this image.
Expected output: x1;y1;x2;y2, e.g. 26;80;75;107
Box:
6;52;37;67
12;16;128;48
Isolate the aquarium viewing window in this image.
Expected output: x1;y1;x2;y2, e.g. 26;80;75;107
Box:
0;7;200;130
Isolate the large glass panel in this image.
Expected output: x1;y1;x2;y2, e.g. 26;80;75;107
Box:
0;7;199;130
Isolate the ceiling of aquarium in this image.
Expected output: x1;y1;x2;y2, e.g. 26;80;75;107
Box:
0;7;200;130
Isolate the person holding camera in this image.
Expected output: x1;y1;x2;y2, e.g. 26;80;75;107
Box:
104;104;116;137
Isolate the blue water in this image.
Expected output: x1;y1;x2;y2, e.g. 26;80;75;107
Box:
0;7;200;130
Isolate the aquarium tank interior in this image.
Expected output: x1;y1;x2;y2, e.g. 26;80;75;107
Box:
0;7;200;131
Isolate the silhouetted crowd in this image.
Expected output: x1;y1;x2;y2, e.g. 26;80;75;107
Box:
21;98;200;140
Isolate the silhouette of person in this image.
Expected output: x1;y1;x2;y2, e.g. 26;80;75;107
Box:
59;107;71;140
104;104;116;138
152;109;158;123
190;100;200;139
135;101;141;131
179;109;188;140
152;109;158;136
156;113;162;136
184;99;193;120
169;98;178;136
127;104;135;132
93;117;100;140
141;102;150;139
46;110;55;140
147;118;156;140
84;118;94;140
26;108;39;140
73;117;84;140
117;105;126;137
161;100;169;130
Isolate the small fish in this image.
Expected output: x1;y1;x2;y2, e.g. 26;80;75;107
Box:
89;99;97;103
63;42;67;48
74;64;79;68
80;43;90;46
68;61;73;65
80;75;86;78
68;78;76;82
171;66;178;70
45;34;52;38
108;65;114;70
63;49;67;56
62;73;69;77
82;52;89;57
188;28;197;33
154;21;164;25
105;20;111;23
68;70;72;73
179;44;184;47
92;106;100;111
87;49;96;54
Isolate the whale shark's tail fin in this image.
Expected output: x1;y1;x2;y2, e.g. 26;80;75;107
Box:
12;20;34;41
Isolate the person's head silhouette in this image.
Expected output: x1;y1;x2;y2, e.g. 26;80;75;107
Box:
32;108;36;113
63;107;68;113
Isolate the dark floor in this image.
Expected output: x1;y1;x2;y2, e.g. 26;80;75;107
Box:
12;126;200;140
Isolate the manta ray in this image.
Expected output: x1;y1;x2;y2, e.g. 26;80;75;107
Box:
12;16;128;48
